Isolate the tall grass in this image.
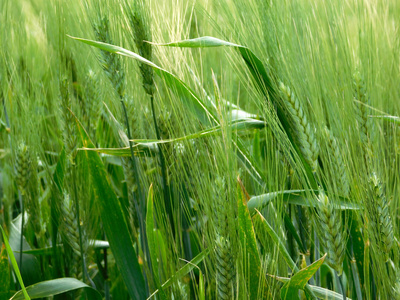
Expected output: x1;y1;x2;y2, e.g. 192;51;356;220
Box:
0;0;399;299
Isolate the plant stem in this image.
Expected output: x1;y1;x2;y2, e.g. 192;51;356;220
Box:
72;164;86;283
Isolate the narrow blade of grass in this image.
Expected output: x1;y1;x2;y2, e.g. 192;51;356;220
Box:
146;184;167;299
0;226;30;300
72;111;147;300
237;181;265;300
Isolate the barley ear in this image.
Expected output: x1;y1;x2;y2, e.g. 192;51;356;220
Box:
279;82;319;172
212;177;237;299
315;191;346;275
15;142;30;195
93;16;126;99
323;127;350;197
368;172;394;260
60;78;77;158
127;3;155;96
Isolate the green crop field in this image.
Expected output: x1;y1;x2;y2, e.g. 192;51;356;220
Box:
0;0;399;299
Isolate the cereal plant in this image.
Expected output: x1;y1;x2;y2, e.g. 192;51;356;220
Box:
0;0;399;299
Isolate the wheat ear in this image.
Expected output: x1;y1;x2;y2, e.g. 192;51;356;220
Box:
316;191;347;275
93;16;126;99
213;177;236;299
323;127;350;197
279;82;319;171
368;172;394;260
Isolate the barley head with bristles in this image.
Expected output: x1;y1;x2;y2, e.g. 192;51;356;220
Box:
323;127;350;197
212;177;237;299
15;142;30;195
368;172;394;261
93;16;126;99
315;191;347;275
127;2;155;96
60;78;77;159
279;82;319;172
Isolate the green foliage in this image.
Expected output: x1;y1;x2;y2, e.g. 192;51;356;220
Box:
0;0;399;299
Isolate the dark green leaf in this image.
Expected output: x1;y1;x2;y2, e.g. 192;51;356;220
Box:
72;111;147;300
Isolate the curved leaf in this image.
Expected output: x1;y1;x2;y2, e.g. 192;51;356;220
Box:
68;35;216;126
273;277;352;300
80;118;266;157
247;190;360;213
281;254;327;300
10;278;101;300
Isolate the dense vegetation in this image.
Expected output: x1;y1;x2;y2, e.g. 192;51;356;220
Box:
0;0;399;299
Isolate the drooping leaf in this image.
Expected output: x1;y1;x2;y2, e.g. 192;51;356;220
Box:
280;254;327;300
80;118;267;157
10;278;101;300
68;35;217;126
247;190;360;213
72;111;146;300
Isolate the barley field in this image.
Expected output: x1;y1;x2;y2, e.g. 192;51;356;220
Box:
0;0;399;299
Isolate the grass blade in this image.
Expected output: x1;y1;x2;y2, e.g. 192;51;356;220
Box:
0;226;30;300
248;190;360;213
10;278;101;300
72;111;147;300
237;180;265;300
146;184;167;299
280;254;327;300
80;118;267;157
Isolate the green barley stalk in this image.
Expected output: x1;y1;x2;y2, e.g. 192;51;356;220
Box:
279;82;319;172
125;0;173;235
352;71;371;147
